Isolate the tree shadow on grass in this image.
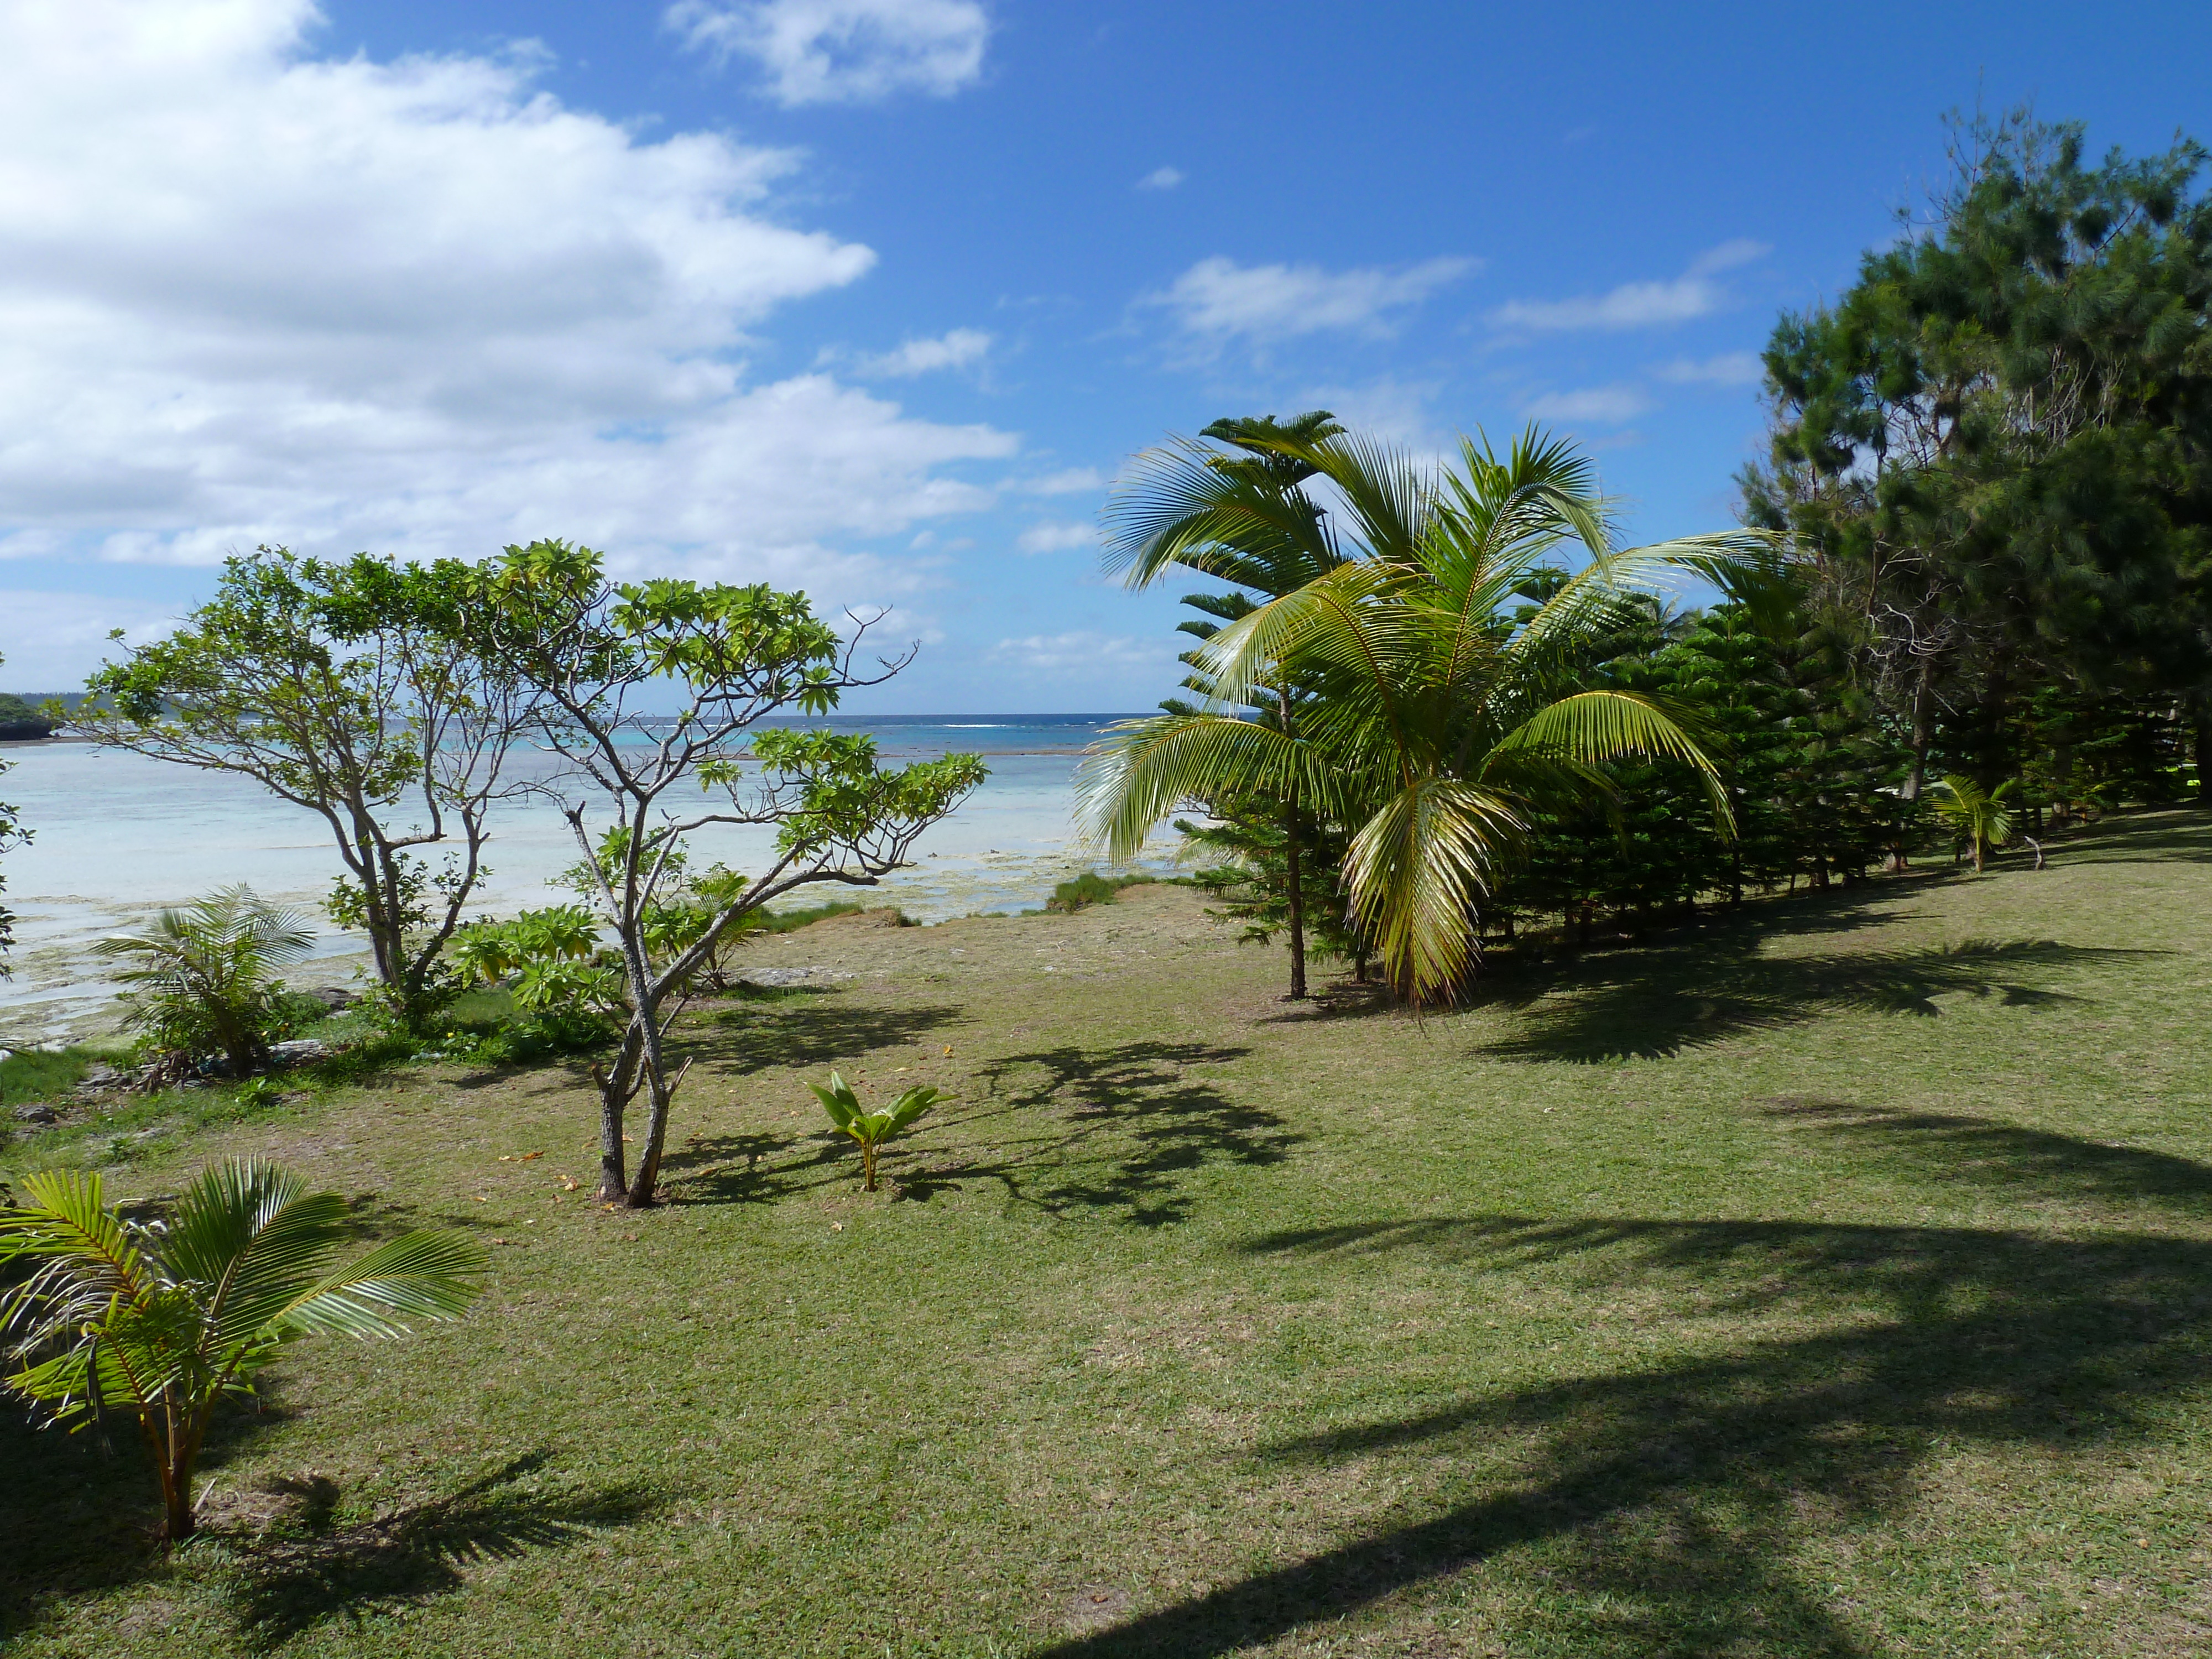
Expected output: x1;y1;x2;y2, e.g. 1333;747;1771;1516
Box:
1759;1095;2212;1217
225;1450;660;1647
663;1040;1299;1227
1479;936;2148;1062
1041;1216;2212;1657
0;1380;302;1645
680;995;965;1076
2047;812;2212;866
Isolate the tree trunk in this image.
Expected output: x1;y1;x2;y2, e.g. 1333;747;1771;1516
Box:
623;977;679;1208
1902;660;1934;802
2196;702;2211;808
1278;690;1307;1001
594;1026;643;1202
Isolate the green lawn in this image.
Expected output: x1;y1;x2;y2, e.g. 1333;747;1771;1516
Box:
4;813;2211;1657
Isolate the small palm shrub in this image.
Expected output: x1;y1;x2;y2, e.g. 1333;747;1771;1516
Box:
1926;775;2017;872
0;1159;484;1542
809;1072;939;1191
92;886;315;1081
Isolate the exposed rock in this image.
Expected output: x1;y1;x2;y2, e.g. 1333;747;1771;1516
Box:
307;986;357;1010
12;1103;58;1125
268;1038;333;1068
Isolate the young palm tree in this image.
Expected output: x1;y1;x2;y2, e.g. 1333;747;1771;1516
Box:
91;885;315;1080
1104;411;1347;998
1083;424;1773;1005
0;1159;485;1543
1926;774;2016;872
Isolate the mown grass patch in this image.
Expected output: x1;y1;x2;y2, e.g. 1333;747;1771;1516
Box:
2;811;2209;1658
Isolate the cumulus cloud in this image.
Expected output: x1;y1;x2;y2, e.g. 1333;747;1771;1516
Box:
0;0;1019;670
1145;255;1477;345
0;591;176;688
1014;521;1096;555
991;630;1163;672
837;327;992;378
1135;165;1183;191
667;0;989;105
1016;468;1106;495
1655;351;1765;386
1491;240;1770;332
1521;383;1655;425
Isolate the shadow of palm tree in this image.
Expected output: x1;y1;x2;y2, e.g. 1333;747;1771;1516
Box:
1757;1095;2212;1215
1481;937;2146;1062
228;1451;660;1646
1044;1215;2212;1656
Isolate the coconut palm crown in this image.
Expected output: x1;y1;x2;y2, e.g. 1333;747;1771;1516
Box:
0;1159;486;1542
1079;422;1776;1004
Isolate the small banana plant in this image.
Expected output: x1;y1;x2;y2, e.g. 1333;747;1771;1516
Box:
808;1071;938;1192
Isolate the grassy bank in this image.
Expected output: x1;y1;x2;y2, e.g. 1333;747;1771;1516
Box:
3;815;2210;1657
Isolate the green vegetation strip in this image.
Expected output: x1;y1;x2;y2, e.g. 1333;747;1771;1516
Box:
2;815;2210;1657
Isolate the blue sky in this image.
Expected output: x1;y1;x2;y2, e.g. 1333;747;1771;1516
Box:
3;1;2208;710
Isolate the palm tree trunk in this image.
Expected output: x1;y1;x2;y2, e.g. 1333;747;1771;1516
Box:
1281;792;1308;1000
1278;689;1307;1000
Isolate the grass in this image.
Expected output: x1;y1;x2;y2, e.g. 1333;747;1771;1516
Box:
0;1046;100;1108
3;811;2211;1655
1048;870;1159;912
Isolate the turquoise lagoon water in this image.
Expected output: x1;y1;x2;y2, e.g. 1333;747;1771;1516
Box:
0;716;1165;1045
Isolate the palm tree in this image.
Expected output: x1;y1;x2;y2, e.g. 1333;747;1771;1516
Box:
91;885;314;1081
0;1159;485;1543
1926;774;2016;872
1104;411;1345;998
1082;424;1772;1005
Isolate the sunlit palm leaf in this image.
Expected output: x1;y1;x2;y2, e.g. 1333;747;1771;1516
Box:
1343;779;1526;999
1077;713;1335;859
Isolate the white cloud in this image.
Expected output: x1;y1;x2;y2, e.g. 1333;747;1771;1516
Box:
991;630;1163;672
1655;351;1765;387
667;0;988;106
0;0;1018;671
1136;165;1183;191
1491;240;1771;332
839;327;992;377
1014;521;1097;555
1146;255;1477;345
0;591;176;688
1520;383;1655;425
1016;468;1106;495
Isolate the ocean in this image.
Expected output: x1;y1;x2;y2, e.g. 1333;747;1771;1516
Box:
0;715;1168;1046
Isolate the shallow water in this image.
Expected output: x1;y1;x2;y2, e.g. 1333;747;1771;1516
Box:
0;715;1172;1044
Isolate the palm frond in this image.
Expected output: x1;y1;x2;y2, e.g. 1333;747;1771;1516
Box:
1488;691;1734;830
1342;779;1527;1001
280;1231;489;1340
1075;713;1333;859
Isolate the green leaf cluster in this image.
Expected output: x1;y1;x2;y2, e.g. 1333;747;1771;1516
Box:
808;1071;938;1192
0;1159;484;1542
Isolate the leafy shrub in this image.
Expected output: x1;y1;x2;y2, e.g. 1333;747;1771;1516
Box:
91;887;315;1079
